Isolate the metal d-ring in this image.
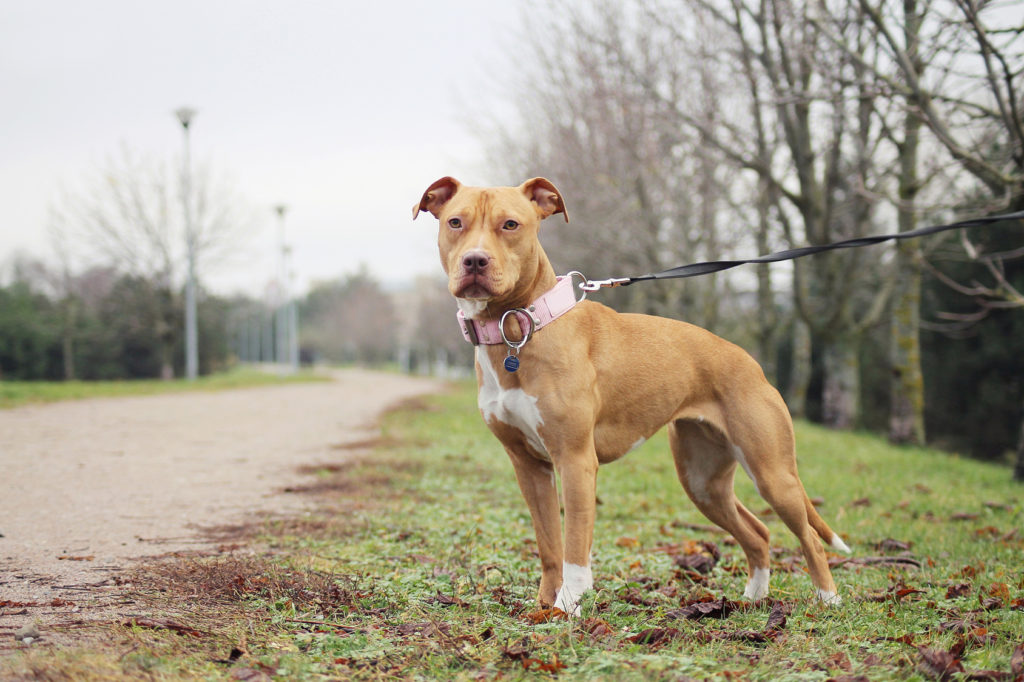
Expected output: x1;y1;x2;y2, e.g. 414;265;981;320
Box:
566;270;588;302
499;308;535;351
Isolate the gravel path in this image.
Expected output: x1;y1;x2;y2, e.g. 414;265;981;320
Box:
0;369;444;611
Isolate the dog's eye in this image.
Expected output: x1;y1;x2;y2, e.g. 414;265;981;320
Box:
448;218;462;229
503;220;519;231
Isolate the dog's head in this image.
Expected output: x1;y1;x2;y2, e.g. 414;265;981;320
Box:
412;177;568;308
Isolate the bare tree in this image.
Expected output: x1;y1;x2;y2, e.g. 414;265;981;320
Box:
844;0;1023;469
50;145;250;378
489;1;741;330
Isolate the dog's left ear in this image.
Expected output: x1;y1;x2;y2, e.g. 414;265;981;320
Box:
520;177;569;223
412;176;461;219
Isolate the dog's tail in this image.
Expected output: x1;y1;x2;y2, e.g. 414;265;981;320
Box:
806;495;852;554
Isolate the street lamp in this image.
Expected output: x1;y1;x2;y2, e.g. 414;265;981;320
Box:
175;107;199;380
274;204;299;373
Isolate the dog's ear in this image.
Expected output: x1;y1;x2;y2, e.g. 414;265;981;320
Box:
520;177;569;223
412;177;461;219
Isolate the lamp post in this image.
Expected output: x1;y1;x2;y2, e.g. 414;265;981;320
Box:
274;205;299;372
175;107;199;380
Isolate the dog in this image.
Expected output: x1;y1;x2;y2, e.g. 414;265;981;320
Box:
413;176;849;616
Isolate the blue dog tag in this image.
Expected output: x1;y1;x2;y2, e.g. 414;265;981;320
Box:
504;355;520;372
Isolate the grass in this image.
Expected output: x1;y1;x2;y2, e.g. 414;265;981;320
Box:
0;365;329;409
2;381;1022;680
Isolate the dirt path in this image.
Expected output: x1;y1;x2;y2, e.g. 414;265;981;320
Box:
0;369;444;624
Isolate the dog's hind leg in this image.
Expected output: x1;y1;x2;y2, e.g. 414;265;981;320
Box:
669;420;773;601
736;442;842;604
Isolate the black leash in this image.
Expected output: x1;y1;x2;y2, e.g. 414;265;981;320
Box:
580;209;1024;291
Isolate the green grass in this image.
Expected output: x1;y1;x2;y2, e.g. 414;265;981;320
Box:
3;380;1021;680
0;366;329;408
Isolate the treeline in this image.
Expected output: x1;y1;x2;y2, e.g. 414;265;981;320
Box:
0;260;236;381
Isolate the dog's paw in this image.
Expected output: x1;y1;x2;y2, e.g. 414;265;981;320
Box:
553;562;593;618
816;589;842;606
553;587;582;618
743;567;770;601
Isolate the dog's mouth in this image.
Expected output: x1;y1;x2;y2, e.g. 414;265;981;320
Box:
453;275;494;300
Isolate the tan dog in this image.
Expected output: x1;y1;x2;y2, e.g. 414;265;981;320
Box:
413;176;849;615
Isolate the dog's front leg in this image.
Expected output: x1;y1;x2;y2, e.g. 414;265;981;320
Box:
553;452;597;617
505;447;563;608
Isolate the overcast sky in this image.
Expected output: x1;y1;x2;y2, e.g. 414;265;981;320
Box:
0;1;525;296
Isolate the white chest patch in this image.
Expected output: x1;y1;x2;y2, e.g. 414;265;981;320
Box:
476;349;548;457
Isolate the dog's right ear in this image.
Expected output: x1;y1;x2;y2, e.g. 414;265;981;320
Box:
412;177;461;219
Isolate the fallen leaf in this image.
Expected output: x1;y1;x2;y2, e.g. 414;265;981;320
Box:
524;608;567;624
581;617;614;638
823;651;853;672
674;553;716;574
986;583;1011;600
615;536;640;548
875;538;913;553
946;583;972;599
916;645;965;680
522;655;567;673
961;670;1016;681
883;633;916;646
895;587;926;601
1011;643;1024;675
426;592;467;608
951;512;980;521
628;627;681;646
666;597;734;621
851;497;871;507
500;641;531;660
765;601;788;631
57;555;94;561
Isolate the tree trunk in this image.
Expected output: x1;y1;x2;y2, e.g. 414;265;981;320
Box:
62;333;75;381
787;317;812;418
889;250;926;446
60;296;77;381
888;0;926;446
755;179;777;385
822;336;859;429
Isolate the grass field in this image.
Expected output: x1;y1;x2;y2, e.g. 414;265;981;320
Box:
0;366;329;409
3;381;1022;680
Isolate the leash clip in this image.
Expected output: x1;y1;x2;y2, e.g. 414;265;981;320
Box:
580;277;631;292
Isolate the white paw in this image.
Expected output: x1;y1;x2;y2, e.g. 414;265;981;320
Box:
743;567;770;601
553;586;582;617
816;589;842;606
554;562;593;618
830;535;852;554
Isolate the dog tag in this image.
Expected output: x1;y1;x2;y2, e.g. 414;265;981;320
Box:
503;354;520;373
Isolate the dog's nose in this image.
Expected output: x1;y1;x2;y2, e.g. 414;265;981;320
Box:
462;250;491;273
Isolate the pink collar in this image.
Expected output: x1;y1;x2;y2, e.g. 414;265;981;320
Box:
457;274;581;346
